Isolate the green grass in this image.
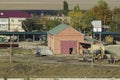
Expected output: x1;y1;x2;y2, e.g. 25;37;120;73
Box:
12;48;34;55
0;48;34;56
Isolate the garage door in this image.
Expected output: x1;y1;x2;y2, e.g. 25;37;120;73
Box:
61;40;77;54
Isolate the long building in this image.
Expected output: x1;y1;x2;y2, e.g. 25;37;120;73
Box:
0;0;119;10
0;11;31;32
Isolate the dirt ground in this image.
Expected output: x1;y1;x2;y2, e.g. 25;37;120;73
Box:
0;55;120;78
0;42;120;78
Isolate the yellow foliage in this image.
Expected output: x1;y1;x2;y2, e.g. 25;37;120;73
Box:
68;11;83;18
105;35;113;44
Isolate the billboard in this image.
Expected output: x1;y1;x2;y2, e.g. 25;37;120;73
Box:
91;20;102;32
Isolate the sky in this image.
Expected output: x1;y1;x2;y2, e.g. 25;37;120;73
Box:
0;0;119;10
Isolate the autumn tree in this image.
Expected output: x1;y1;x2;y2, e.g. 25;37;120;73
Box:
89;0;112;25
111;8;120;31
22;15;61;32
105;35;113;44
39;16;61;31
80;12;93;35
68;5;83;30
109;21;116;32
22;18;43;32
45;19;61;31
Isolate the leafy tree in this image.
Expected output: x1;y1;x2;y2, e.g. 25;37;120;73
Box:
63;0;69;15
113;8;120;24
22;16;43;32
22;19;35;32
45;19;61;31
74;5;80;12
111;8;120;31
98;0;108;8
39;16;61;31
23;15;61;32
80;12;93;35
89;0;112;25
68;5;83;30
62;18;70;25
105;35;113;44
109;22;116;32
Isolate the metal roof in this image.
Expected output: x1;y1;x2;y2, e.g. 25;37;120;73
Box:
48;24;69;35
0;32;47;35
0;11;31;18
85;38;97;42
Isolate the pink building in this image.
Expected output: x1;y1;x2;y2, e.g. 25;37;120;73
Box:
48;24;84;55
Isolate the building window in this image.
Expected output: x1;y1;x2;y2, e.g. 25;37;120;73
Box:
18;20;21;22
11;19;14;22
2;19;7;22
2;24;5;26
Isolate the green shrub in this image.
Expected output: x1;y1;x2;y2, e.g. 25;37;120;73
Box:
105;35;113;44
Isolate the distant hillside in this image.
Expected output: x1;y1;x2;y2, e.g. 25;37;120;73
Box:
0;0;119;10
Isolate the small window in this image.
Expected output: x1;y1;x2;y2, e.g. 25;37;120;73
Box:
18;20;21;22
11;19;14;22
2;19;7;22
2;24;5;26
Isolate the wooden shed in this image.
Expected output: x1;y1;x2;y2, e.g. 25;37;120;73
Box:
48;24;84;55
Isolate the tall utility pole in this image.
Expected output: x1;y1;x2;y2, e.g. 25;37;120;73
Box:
10;36;12;64
99;32;101;42
8;18;10;31
8;18;12;64
91;45;94;68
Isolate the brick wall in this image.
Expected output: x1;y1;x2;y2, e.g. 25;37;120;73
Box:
53;27;84;54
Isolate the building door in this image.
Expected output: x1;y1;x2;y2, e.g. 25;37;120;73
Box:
61;40;77;54
69;48;73;54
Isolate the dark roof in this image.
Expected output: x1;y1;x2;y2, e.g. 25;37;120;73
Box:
0;11;31;18
48;24;69;35
94;32;120;35
0;32;47;35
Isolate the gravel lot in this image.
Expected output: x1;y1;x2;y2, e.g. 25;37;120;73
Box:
105;45;120;56
18;42;53;55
